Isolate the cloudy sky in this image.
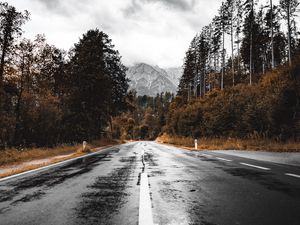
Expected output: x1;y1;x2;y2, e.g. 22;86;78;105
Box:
8;0;221;68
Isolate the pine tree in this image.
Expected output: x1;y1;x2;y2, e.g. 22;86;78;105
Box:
178;38;197;101
279;0;299;66
66;29;128;141
264;4;287;68
243;0;255;84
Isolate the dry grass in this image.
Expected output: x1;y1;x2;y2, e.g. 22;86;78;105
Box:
157;133;300;152
0;138;119;171
0;152;86;178
0;144;80;168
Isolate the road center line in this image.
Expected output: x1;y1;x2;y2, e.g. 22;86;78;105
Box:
216;157;232;162
285;173;300;179
139;172;154;225
240;163;270;171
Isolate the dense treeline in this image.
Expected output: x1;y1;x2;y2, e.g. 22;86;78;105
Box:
112;92;174;140
0;2;128;148
178;0;299;99
167;0;300;141
164;60;300;140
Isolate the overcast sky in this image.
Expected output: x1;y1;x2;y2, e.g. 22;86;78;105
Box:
8;0;222;68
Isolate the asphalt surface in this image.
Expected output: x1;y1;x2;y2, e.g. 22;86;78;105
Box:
0;141;299;225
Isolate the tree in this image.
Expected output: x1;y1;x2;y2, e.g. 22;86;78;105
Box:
279;0;299;66
12;36;66;146
0;2;29;89
178;38;197;101
66;29;128;141
216;2;229;90
264;4;287;68
270;0;275;69
235;0;243;74
225;0;236;86
243;0;255;84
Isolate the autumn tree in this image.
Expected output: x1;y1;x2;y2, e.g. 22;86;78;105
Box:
0;2;29;90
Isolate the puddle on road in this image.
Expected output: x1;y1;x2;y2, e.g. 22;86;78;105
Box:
143;152;158;166
223;167;300;198
0;152;114;213
75;155;137;225
11;190;46;205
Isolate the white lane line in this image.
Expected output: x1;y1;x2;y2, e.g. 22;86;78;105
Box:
139;172;154;225
201;154;213;158
240;163;270;171
216;157;232;162
0;146;119;182
285;173;300;179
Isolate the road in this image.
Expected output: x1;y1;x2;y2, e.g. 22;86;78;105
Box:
0;142;299;225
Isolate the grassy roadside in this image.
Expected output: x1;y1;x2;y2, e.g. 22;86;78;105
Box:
0;138;121;178
157;133;300;152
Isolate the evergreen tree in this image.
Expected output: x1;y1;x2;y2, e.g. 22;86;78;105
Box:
279;0;299;66
264;4;287;68
66;29;128;141
178;38;197;101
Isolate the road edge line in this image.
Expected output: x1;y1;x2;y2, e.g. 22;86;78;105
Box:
0;144;123;182
285;173;300;179
240;162;270;171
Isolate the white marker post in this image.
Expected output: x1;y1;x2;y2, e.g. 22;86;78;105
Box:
194;139;198;150
83;141;87;151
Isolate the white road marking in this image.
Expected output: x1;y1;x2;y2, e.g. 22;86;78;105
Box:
285;173;300;179
139;172;154;225
0;146;119;182
240;163;270;171
216;157;232;162
201;154;213;158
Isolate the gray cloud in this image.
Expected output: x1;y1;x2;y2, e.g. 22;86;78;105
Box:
123;0;196;17
32;0;88;16
145;0;196;11
122;0;142;17
10;0;221;67
33;0;60;10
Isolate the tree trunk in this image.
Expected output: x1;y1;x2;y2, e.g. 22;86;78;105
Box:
13;56;25;145
237;1;241;75
287;0;292;66
0;34;9;89
270;0;275;69
249;1;254;85
222;24;225;90
231;9;235;86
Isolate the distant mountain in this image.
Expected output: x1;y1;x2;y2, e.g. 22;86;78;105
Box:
126;63;182;96
165;67;182;87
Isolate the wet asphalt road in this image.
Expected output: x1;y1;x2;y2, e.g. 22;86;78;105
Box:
0;141;299;225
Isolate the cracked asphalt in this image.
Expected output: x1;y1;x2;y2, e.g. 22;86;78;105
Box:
0;142;299;225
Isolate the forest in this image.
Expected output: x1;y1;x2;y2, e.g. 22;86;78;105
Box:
0;2;128;148
166;0;300;142
113;0;300;144
0;0;300;151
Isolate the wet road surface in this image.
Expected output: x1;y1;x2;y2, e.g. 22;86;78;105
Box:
0;142;299;225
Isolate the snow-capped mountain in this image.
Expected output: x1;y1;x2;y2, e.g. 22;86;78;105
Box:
165;67;182;87
126;63;182;96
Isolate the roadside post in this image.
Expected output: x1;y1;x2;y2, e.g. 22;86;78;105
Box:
195;139;198;150
83;141;87;151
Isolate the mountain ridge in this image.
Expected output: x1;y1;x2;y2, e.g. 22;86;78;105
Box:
126;63;182;96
